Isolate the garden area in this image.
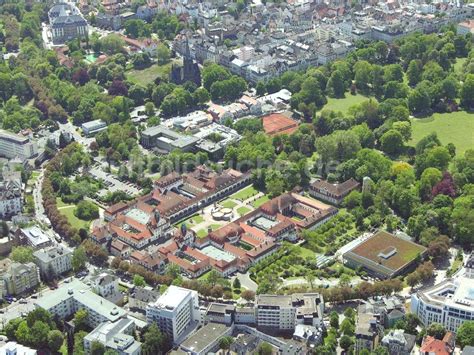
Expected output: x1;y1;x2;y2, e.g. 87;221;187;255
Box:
230;185;259;201
251;194;270;208
410;111;474;156
56;198;98;230
195;224;222;238
175;214;205;229
301;212;357;254
318;93;373;114
126;62;173;86
237;206;251;216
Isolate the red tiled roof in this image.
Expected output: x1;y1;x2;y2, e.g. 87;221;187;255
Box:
420;336;453;355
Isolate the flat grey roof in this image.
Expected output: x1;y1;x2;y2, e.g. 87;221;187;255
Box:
180;322;228;353
35;279;126;321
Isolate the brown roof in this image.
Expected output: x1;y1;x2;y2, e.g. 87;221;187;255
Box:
209;223;244;243
345;231;427;273
262;113;298;136
311;178;360;198
420;335;454;355
105;201;128;216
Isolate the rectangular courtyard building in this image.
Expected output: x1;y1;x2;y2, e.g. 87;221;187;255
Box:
343;231;427;279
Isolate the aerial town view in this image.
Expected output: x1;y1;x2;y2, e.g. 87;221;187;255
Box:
0;0;473;354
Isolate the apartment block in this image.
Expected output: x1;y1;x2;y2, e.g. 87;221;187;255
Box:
0;130;38;160
33;246;72;280
1;261;40;296
146;285;201;344
35;279;127;328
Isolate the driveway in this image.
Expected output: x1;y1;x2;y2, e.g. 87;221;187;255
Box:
237;272;258;292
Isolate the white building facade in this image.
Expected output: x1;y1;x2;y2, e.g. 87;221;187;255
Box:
146;285;201;343
0;130;38;160
411;254;474;332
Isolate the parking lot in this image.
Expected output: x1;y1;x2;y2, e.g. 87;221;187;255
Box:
89;166;140;197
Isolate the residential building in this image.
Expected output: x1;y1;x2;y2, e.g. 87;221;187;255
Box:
0;170;22;219
256;293;324;332
91;272;122;304
457;20;474;35
411;254;474;332
48;3;88;45
309;178;360;205
146;285;201;344
381;329;416;355
343;231;427;279
17;227;52;249
0;129;38;160
33;245;72;280
355;312;384;354
420;332;456;355
128;287;160;312
1;261;40;296
81;119;107;136
34;279;127;328
0;341;37;355
83;318;141;355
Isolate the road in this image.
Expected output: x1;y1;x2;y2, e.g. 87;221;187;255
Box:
236;272;258;292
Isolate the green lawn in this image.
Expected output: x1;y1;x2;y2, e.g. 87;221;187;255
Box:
237;206;251;216
56;198;90;230
126;62;173;85
251;195;269;208
230;185;259;201
195;224;222;238
454;57;467;74
410;111;474;155
294;246;316;258
319;93;372;114
220;199;237;209
175;214;205;228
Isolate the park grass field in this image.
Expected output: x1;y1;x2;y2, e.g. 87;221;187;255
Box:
196;224;222;238
126;62;173;85
410;111;474;155
56;198;90;230
319;93;373;114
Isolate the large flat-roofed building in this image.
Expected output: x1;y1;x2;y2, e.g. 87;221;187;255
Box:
83;318;141;355
256;293;324;332
141;125;199;152
33;245;72;280
0;130;38;160
81;119;107;136
411;254;474;333
309;178;360;205
35;279;127;328
146;285;200;344
177;322;232;355
343;231;427;279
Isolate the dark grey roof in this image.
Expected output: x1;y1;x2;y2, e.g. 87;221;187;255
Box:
52;15;87;26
